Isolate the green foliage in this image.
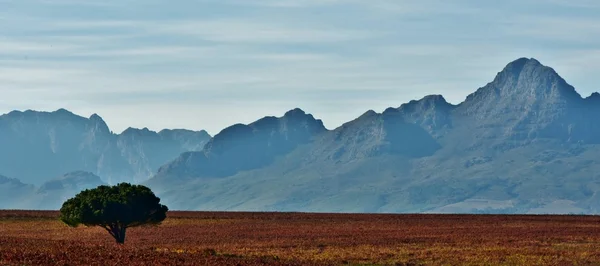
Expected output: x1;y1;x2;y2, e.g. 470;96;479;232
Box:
59;183;168;243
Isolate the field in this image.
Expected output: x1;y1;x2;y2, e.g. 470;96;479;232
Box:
2;211;600;265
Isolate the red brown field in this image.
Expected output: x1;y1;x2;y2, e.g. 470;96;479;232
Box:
2;211;600;265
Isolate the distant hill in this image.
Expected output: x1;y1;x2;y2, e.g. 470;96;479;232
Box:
0;110;210;185
153;108;327;180
0;175;35;209
3;58;600;213
0;171;108;210
147;58;600;214
34;171;107;210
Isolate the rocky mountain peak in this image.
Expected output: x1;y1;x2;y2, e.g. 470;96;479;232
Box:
400;95;453;112
464;58;581;106
502;57;540;74
120;127;156;137
89;113;103;121
53;108;75;116
88;113;110;134
208;108;326;152
357;110;379;120
284;108;306;117
281;108;326;131
3;109;91;126
155;109;327;179
422;94;449;104
396;95;454;136
453;58;593;144
159;129;210;137
496;57;545;80
585;92;600;103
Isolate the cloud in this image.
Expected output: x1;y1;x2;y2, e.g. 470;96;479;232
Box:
0;0;599;135
37;18;379;44
500;15;600;43
543;0;600;8
151;20;377;43
227;0;479;15
226;0;348;8
0;39;80;53
31;0;117;5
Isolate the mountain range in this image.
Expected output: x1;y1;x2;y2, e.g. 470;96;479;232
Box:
0;109;210;185
2;58;600;213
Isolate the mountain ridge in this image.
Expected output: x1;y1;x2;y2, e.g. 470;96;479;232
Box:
3;57;600;213
153;107;327;181
146;57;600;214
0;109;211;185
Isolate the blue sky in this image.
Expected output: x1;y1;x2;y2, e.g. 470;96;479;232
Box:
1;0;599;135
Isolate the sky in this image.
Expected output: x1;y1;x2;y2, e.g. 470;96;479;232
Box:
0;0;599;135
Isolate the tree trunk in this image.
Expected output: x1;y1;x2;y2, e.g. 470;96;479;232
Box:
110;225;127;244
119;226;126;244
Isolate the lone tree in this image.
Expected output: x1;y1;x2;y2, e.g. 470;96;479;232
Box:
60;183;168;244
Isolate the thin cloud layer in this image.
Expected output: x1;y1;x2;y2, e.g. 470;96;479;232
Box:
0;0;599;134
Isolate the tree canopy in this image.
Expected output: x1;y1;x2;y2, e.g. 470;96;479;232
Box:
60;183;168;244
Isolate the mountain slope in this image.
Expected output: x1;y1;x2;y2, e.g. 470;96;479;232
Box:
2;57;600;213
148;58;600;214
455;58;586;144
0;175;35;209
0;110;210;185
35;171;107;210
152;108;326;181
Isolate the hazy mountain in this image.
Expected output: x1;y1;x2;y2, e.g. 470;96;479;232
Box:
37;171;106;193
0;175;35;209
0;171;107;210
153;108;327;181
2;57;600;213
0;110;210;185
148;58;600;214
116;127;211;183
35;171;107;210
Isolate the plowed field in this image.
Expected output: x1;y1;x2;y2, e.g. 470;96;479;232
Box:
1;211;600;265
